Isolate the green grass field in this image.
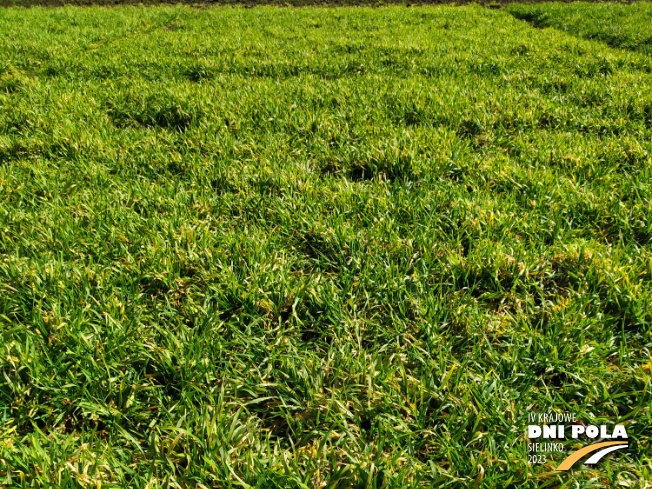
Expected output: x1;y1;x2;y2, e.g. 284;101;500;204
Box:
0;2;651;487
508;1;652;56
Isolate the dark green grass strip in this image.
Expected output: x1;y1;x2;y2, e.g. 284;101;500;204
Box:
508;1;652;55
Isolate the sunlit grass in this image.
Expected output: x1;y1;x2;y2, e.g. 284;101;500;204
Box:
0;4;651;488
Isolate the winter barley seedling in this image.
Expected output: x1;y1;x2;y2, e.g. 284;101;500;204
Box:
0;3;650;488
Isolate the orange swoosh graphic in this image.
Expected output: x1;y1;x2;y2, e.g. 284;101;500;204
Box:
556;441;628;471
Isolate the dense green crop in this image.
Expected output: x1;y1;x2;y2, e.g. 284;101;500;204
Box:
0;4;651;488
508;1;652;55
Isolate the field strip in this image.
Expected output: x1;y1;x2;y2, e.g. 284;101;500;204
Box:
1;3;650;488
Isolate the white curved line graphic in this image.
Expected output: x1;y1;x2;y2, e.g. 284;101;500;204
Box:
583;444;628;465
